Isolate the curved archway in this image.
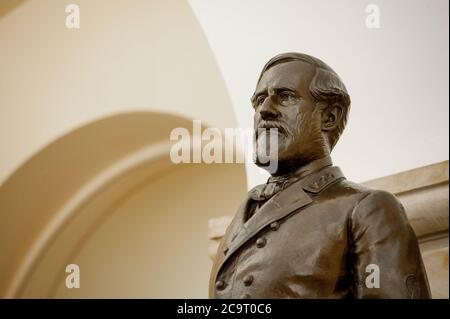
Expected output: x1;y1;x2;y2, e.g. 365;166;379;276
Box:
0;112;247;298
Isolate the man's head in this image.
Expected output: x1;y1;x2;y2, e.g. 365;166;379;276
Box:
252;52;351;175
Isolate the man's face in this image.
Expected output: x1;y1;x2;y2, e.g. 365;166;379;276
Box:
253;61;325;174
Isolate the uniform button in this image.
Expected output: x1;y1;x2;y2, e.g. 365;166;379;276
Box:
215;280;225;290
241;294;251;299
243;275;254;286
256;237;266;248
270;221;280;231
223;247;229;255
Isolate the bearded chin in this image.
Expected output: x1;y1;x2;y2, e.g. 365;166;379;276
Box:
275;126;327;172
254;131;283;167
285;125;327;166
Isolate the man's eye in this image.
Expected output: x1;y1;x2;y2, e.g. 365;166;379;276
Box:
279;92;295;101
256;95;267;105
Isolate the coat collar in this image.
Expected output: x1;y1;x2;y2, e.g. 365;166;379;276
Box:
210;165;345;291
249;155;333;201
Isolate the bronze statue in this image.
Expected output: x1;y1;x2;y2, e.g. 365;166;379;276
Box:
209;52;431;299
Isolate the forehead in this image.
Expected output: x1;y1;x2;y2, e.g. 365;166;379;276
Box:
255;60;316;94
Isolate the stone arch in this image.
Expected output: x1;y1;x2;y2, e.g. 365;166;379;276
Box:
0;111;247;298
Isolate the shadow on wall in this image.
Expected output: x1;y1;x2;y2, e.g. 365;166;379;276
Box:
0;111;247;298
0;0;26;19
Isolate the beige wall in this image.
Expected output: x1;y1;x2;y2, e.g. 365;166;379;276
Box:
0;0;236;184
0;111;247;298
22;163;247;298
0;0;246;298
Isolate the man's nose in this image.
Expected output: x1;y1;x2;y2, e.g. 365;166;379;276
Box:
259;96;279;120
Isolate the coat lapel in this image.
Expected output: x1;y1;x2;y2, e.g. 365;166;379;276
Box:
209;192;254;295
212;179;313;283
210;166;346;291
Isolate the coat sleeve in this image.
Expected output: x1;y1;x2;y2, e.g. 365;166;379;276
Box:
350;190;431;298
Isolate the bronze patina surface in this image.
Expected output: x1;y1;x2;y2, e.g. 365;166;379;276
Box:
209;53;431;299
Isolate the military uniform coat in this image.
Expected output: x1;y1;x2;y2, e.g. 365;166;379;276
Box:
209;165;431;299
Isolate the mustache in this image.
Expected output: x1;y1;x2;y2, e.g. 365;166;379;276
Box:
255;120;292;137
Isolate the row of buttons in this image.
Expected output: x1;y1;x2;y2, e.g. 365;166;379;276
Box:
223;221;279;255
216;275;254;290
215;221;281;295
255;221;279;248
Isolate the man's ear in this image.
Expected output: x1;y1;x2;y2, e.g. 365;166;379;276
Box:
320;102;344;131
